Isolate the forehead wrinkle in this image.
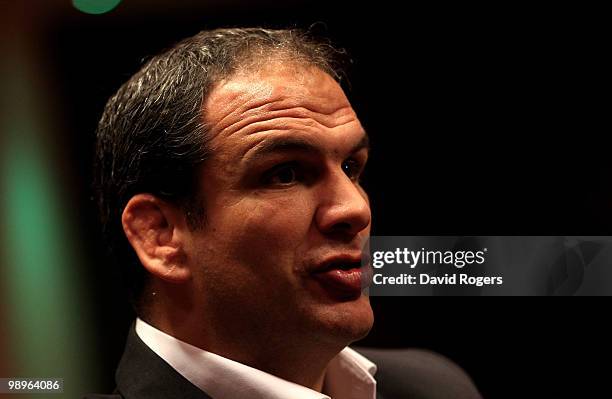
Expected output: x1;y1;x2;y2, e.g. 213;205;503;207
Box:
204;64;352;138
265;103;355;122
208;82;355;134
204;82;280;136
223;107;360;142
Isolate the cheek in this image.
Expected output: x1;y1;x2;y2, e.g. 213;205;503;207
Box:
241;195;312;245
214;193;316;270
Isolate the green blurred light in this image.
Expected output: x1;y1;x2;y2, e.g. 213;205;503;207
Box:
72;0;122;15
1;42;98;397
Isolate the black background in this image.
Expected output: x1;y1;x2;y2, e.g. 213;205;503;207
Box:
40;1;612;397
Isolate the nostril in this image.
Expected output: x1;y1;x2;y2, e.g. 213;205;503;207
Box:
333;222;352;231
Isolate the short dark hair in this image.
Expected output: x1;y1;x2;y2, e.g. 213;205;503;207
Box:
94;27;348;311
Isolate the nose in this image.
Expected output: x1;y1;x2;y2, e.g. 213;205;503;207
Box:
315;170;371;239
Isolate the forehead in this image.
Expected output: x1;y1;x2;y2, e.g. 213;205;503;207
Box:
203;62;355;136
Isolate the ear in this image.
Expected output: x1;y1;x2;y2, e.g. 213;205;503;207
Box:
121;194;191;283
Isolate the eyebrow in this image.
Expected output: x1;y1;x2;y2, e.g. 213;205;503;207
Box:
243;133;370;164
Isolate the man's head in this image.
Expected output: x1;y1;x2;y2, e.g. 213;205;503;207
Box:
95;28;373;355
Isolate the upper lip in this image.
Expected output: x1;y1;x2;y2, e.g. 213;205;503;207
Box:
311;254;364;273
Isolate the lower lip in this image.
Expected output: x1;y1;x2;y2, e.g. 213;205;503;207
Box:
312;268;366;298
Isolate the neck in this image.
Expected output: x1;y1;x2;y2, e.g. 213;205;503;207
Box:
145;305;345;392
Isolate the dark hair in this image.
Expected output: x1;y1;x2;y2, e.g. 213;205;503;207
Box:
94;27;347;311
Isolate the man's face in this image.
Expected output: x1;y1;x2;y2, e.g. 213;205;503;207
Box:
184;61;373;348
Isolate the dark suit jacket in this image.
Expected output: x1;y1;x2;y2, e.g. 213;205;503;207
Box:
84;326;481;399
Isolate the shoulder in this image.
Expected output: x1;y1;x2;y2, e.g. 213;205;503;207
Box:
354;347;482;399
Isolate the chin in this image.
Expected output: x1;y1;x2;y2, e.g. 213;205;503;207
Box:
314;294;374;344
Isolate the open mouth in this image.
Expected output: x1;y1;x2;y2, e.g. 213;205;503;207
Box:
311;257;368;299
317;260;363;273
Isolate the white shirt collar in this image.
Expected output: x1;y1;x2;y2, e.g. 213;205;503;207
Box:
135;318;377;399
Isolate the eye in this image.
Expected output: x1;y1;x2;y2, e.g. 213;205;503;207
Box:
342;158;364;181
263;162;300;186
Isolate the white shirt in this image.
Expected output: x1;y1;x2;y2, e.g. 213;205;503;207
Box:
135;318;377;399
